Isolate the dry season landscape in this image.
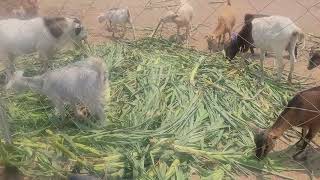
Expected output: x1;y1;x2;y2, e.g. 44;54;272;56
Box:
1;0;320;179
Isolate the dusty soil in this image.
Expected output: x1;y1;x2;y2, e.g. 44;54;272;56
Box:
1;0;320;179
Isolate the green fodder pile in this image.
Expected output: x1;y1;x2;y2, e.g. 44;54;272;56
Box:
0;38;307;179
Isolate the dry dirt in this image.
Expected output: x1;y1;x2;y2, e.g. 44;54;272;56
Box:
2;0;320;179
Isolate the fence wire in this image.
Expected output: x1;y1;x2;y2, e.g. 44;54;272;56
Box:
1;0;320;179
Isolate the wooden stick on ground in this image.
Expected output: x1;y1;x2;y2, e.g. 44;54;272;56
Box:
150;20;163;38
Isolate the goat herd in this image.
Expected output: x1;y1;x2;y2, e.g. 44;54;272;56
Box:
1;0;320;176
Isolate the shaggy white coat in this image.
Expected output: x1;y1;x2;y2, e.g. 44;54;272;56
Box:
251;15;304;82
5;57;107;121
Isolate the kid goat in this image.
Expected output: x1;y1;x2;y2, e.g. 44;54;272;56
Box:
225;15;305;83
156;0;194;46
5;57;108;121
253;86;320;160
0;16;87;79
98;7;136;39
206;0;235;51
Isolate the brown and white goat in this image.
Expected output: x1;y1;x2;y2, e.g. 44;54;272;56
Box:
253;86;320;160
206;0;235;52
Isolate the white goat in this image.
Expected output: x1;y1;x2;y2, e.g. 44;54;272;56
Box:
5;57;107;121
225;16;305;83
158;0;193;45
12;0;39;19
0;17;87;79
98;7;136;39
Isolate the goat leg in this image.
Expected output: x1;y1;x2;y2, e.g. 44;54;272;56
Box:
250;47;255;55
52;99;65;120
186;25;190;47
294;127;308;148
121;25;127;39
259;50;266;83
288;44;296;83
293;127;318;161
218;35;221;48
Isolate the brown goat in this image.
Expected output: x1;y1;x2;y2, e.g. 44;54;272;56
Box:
253;86;320;161
0;166;30;180
206;0;235;52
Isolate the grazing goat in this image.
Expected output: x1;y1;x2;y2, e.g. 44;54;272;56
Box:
0;16;87;79
159;0;193;46
12;0;39;19
307;46;320;70
98;7;136;39
224;15;305;83
206;0;235;52
253;86;320;160
241;14;298;58
0;0;39;19
5;57;107;121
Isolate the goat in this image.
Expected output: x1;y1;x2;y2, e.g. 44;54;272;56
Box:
0;0;39;19
0;166;29;180
224;15;305;83
12;0;39;19
5;57;107;121
206;0;235;51
98;7;136;39
158;0;194;46
0;16;87;80
307;46;320;70
241;14;298;58
253;86;320;161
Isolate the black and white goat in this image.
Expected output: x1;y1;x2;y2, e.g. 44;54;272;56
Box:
241;14;298;58
225;15;305;83
0;17;87;79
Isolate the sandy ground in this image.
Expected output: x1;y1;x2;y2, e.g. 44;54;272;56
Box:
1;0;320;179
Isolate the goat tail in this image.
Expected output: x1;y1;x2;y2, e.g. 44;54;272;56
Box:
227;0;231;6
292;29;305;50
126;8;136;40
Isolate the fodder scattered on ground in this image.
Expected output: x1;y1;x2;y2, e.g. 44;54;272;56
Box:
0;38;307;179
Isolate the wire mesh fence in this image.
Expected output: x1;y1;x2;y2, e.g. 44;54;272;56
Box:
0;0;320;179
